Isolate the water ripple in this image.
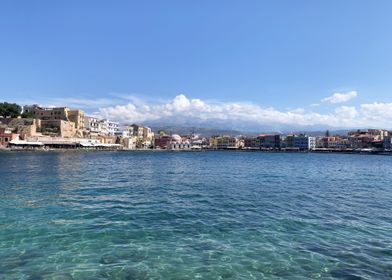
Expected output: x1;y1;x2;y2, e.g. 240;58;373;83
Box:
1;152;392;279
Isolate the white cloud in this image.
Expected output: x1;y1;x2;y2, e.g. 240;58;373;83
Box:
18;92;392;129
335;106;358;119
52;97;121;109
96;94;372;128
322;91;358;104
360;102;392;120
289;108;305;114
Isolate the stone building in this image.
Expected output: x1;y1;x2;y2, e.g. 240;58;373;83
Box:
67;110;85;130
22;105;84;137
0;118;41;139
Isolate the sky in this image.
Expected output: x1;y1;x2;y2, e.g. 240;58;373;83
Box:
1;0;392;130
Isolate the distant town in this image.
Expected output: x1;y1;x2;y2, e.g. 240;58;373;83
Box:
1;102;392;154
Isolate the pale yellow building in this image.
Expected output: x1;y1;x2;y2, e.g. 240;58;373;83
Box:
67;109;85;130
22;105;85;137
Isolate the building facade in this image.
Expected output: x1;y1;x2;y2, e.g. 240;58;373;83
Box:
85;116;100;133
22;105;84;137
0;127;18;147
383;136;392;150
259;134;280;149
292;136;316;150
128;124;154;148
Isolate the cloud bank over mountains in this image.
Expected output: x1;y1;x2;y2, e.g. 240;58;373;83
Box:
93;92;392;130
17;90;390;131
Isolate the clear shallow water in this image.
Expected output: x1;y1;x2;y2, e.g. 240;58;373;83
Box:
1;151;392;280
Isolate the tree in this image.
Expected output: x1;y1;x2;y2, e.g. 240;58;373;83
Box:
0;102;22;118
21;111;35;118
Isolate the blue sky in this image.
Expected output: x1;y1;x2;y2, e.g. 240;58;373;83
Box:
1;1;392;129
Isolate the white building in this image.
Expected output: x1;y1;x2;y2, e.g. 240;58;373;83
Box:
106;120;119;135
84;117;119;136
85;116;100;133
97;119;119;135
293;136;316;150
170;134;191;150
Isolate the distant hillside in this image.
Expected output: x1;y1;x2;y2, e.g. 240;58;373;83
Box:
149;125;352;137
139;117;363;137
149;126;259;137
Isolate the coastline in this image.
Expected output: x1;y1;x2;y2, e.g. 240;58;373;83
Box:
1;147;391;156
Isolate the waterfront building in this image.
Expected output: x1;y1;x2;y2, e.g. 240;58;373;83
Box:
383;136;392;150
171;142;191;150
53;120;77;138
327;138;350;149
244;137;261;149
315;136;339;149
114;131;130;138
23;105;68;121
169;134;191;150
11;135;121;149
0;118;41;139
154;135;172;149
0;127;18;147
213;136;240;149
99;119;119;136
128;124;144;137
142;126;154;147
143;126;153;139
348;129;388;143
97;119;119;136
346;137;362;149
370;140;384;150
98;119;108;135
22;105;83;137
285;135;295;148
106;120;119;135
283;135;295;148
23;105;85;129
349;135;375;149
190;138;205;149
67;109;85;130
87;119;120;136
122;136;137;149
289;135;316;150
127;124;154;148
84;116;100;133
368;129;388;140
308;136;317;150
209;135;219;148
98;135;117;144
259;134;280;149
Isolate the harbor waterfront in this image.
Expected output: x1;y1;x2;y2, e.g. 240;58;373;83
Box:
1;151;392;279
2;103;392;153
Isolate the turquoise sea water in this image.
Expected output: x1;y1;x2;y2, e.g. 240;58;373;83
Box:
0;151;392;279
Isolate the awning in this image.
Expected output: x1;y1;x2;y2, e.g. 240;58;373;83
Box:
9;140;44;146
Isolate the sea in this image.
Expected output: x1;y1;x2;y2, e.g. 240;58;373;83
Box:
0;151;391;279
